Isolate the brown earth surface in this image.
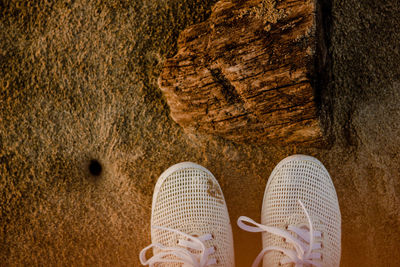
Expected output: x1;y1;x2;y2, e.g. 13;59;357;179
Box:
1;0;400;266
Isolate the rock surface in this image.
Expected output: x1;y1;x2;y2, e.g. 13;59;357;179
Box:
159;0;326;145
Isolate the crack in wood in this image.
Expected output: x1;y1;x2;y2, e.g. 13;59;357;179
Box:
208;67;244;105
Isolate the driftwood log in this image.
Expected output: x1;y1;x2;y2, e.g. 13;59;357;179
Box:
158;0;327;145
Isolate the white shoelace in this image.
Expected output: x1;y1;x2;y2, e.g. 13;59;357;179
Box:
139;226;217;267
237;200;323;267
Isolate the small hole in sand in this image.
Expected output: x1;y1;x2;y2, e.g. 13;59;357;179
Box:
89;160;102;176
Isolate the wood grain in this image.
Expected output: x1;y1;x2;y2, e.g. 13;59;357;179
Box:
159;0;324;144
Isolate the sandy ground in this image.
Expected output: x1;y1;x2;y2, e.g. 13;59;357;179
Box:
1;0;400;266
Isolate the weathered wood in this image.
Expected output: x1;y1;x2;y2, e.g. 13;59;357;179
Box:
158;0;325;144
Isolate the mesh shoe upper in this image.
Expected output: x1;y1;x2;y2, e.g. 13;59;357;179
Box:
147;162;235;267
261;155;341;267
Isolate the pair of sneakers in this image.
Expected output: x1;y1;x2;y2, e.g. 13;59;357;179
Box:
139;155;341;267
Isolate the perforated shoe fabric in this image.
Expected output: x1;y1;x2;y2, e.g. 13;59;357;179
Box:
261;155;341;267
140;162;235;267
237;155;341;267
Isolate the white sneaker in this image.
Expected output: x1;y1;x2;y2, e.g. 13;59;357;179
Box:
140;162;235;267
238;155;341;267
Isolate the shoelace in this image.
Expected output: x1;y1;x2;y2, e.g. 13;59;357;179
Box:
139;225;217;267
237;200;323;267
